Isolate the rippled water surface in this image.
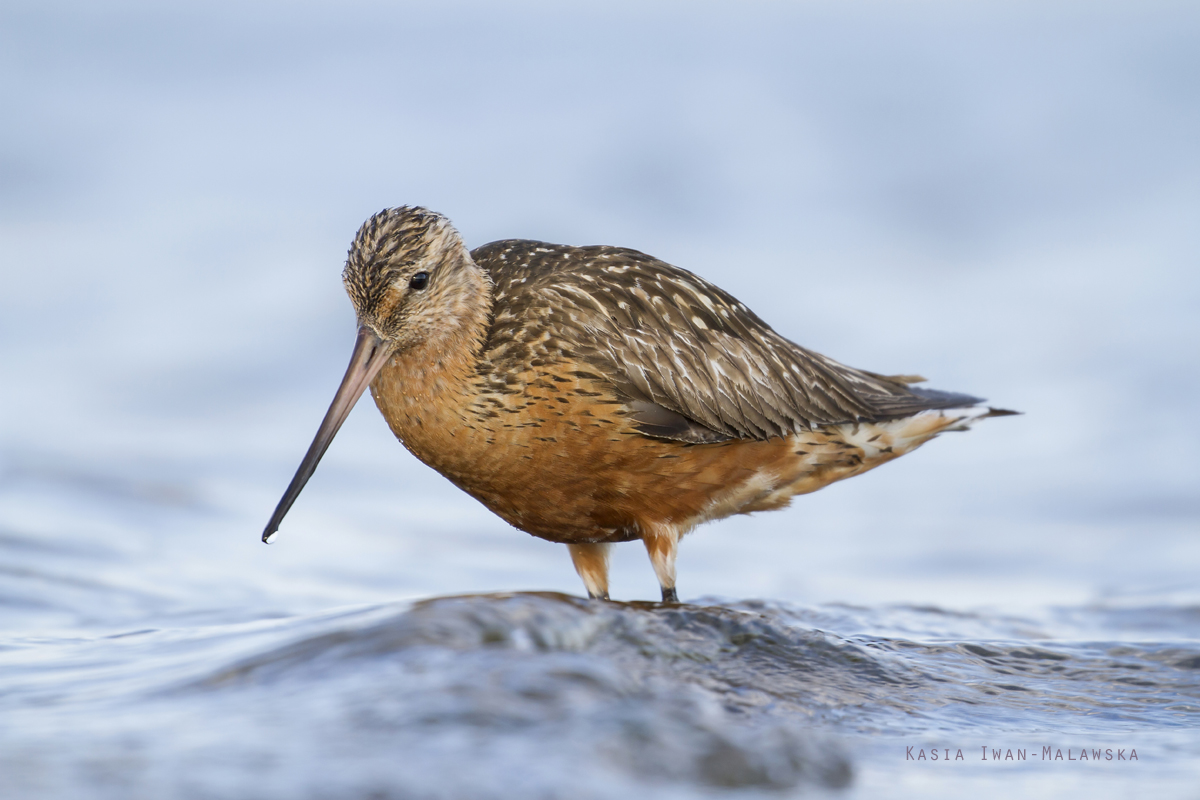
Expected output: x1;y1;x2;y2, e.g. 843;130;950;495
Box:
3;0;1200;797
4;581;1200;798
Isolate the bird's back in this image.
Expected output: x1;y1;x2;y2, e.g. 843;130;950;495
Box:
470;239;982;445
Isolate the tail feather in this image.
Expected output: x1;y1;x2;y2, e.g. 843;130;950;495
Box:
863;385;984;420
866;384;1021;424
927;404;1021;433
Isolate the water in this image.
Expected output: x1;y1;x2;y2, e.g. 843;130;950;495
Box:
4;580;1200;798
2;1;1199;797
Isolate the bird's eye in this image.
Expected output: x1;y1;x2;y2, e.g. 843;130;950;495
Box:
409;272;429;291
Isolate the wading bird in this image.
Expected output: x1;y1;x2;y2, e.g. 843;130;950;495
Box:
263;206;1013;602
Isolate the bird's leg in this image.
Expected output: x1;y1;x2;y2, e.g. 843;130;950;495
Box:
568;542;612;600
642;523;680;603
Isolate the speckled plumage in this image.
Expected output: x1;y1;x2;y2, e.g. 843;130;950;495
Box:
472;239;982;440
265;206;1015;602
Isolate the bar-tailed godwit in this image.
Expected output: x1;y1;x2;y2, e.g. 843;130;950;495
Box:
263;206;1015;601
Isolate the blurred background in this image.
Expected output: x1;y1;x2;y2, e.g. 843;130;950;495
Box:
1;1;1198;797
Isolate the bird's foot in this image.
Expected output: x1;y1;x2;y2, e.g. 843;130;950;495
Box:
587;590;610;601
660;586;679;604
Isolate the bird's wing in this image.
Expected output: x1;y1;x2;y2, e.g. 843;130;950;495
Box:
472;240;981;442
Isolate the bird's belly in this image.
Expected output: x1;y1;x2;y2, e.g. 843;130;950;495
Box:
450;411;971;543
378;413;890;545
371;358;968;544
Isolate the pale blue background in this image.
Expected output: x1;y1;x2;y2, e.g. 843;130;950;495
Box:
1;2;1198;796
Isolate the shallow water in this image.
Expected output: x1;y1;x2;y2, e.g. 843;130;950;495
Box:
4;580;1200;798
3;450;1199;798
3;0;1200;797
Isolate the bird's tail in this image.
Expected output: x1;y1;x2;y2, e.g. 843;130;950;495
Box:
888;404;1020;443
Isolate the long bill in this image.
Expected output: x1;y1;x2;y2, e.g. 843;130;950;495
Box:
262;326;393;543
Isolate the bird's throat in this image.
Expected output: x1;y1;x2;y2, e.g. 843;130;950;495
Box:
367;263;493;473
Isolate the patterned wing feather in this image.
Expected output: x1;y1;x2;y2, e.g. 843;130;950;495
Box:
471;240;982;442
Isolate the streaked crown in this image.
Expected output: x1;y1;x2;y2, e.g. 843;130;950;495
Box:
342;206;485;349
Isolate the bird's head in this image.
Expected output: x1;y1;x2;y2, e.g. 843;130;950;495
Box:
342;206;478;353
262;206;486;544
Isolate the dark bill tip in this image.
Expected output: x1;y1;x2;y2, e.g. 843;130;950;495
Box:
261;326;392;544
